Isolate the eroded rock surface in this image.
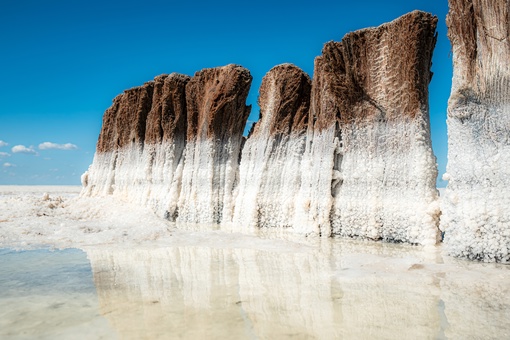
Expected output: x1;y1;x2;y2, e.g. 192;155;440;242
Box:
442;0;510;262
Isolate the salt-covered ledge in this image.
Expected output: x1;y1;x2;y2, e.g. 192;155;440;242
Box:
441;0;510;262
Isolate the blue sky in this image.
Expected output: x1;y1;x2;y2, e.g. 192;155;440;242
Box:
0;0;450;186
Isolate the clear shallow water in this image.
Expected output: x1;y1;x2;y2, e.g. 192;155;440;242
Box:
1;239;510;339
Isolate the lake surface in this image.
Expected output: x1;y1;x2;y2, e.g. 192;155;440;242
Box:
1;238;509;339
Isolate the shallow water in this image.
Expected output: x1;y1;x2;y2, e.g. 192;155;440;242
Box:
1;238;509;339
0;248;115;339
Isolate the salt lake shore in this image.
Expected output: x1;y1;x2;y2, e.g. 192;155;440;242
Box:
1;186;509;339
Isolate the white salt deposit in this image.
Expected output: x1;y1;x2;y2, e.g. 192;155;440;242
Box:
293;126;338;237
0;186;171;249
233;133;307;231
178;138;243;225
442;104;510;262
82;142;185;220
333;119;440;245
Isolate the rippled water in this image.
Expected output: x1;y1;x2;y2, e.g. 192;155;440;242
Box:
1;238;510;339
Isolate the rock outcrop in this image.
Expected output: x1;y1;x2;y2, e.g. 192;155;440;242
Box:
295;10;440;244
83;81;155;199
177;64;252;224
82;74;190;218
233;64;311;229
82;65;252;223
442;0;510;262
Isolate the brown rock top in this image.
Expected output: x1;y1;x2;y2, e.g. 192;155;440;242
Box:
249;64;311;137
310;41;344;132
185;64;252;143
96;74;190;153
96;82;153;153
447;0;510;104
145;73;190;145
311;10;437;130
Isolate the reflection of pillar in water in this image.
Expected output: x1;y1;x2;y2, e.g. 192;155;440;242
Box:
235;248;343;338
338;275;442;338
86;246;344;338
326;240;444;338
87;247;246;339
89;243;506;339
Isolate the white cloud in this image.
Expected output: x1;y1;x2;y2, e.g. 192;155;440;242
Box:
0;140;8;147
3;162;15;167
38;142;78;150
0;152;10;157
12;145;37;155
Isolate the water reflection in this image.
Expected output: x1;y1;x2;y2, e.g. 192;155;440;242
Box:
85;240;510;339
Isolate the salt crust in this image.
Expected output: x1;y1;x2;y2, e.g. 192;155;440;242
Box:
333;119;440;246
178;139;242;225
442;104;510;262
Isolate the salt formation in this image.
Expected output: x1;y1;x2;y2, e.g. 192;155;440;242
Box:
296;11;440;244
82;65;252;223
177;65;252;224
82;12;440;245
442;0;510;262
81;73;190;217
233;64;311;229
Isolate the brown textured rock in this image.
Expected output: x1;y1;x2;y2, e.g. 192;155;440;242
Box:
97;82;154;153
145;73;190;145
233;64;311;229
311;11;437;130
309;41;344;132
95;73;190;154
249;64;310;137
442;0;510;262
340;12;436;124
447;0;510;103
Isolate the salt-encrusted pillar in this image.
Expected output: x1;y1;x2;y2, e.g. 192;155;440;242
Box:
296;11;440;243
442;0;510;262
332;10;440;245
142;73;190;218
177;64;252;224
81;81;154;198
233;64;311;230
